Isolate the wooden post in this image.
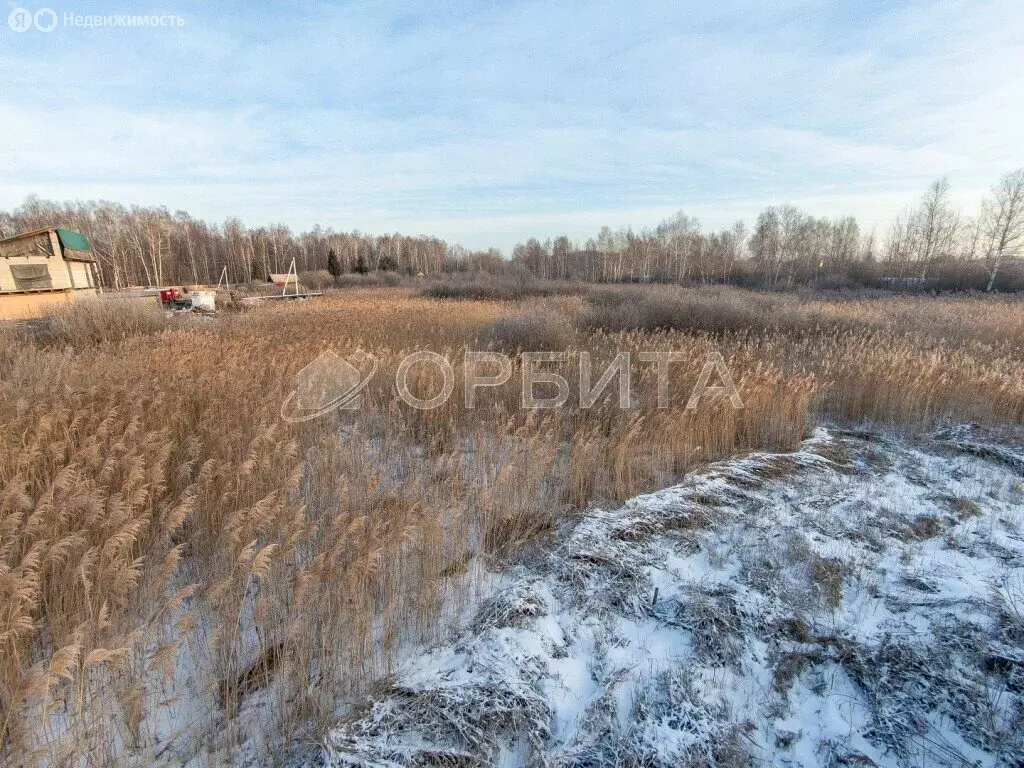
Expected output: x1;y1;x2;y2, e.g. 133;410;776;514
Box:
282;257;299;297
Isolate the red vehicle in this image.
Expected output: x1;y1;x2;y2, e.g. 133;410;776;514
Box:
159;287;191;308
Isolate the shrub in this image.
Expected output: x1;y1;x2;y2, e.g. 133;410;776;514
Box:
298;270;335;290
216;290;244;312
422;275;585;301
582;288;779;335
486;306;575;351
585;286;642;308
333;271;403;288
581;286;879;338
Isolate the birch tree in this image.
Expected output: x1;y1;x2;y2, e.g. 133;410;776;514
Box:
981;169;1024;290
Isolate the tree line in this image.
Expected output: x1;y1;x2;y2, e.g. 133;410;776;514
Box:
510;170;1024;290
2;169;1021;291
0;197;450;289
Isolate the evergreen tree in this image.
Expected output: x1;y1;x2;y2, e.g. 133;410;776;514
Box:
327;247;342;277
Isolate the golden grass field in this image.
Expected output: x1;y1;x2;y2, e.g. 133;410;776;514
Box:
1;286;1022;763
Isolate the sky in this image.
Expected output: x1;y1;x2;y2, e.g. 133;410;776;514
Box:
1;0;1022;253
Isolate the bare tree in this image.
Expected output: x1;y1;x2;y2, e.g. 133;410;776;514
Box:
885;209;917;273
914;177;960;277
981;168;1024;291
750;207;782;286
862;228;878;263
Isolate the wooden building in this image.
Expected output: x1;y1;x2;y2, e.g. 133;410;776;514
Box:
0;228;100;319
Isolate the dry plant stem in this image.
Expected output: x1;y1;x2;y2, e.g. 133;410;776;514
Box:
0;287;1021;763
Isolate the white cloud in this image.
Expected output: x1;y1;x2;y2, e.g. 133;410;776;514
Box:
0;0;1020;252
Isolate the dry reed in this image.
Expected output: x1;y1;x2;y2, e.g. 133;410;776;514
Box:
0;287;1020;763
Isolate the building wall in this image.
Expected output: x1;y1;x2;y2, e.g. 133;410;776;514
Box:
0;289;91;320
0;230;98;300
0;232;56;291
0;254;77;291
0;257;14;292
67;259;95;288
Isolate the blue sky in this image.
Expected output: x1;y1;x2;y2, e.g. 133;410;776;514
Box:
2;0;1022;252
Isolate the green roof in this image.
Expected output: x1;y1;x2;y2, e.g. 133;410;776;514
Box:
56;228;91;252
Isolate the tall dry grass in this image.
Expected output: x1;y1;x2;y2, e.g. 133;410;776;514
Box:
581;285;1024;426
421;274;586;301
39;297;170;346
0;286;1021;763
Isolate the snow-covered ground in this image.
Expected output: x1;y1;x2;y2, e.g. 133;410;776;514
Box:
317;425;1024;767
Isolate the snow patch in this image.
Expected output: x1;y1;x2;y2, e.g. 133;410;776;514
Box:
320;426;1024;767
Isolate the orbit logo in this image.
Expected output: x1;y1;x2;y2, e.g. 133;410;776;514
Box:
280;350;379;423
280;347;744;424
7;7;58;32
